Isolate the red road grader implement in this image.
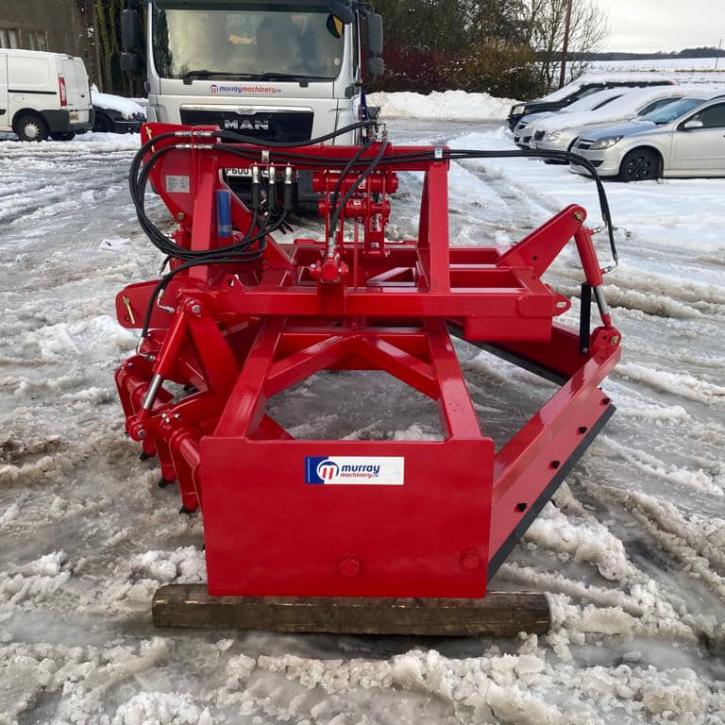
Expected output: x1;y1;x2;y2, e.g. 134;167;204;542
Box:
115;122;621;636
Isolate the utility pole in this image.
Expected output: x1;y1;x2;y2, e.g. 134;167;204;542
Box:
716;39;722;70
558;0;574;88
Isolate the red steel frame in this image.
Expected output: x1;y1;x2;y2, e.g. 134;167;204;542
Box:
115;124;621;598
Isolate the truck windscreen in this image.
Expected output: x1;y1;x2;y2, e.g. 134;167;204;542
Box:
152;3;345;81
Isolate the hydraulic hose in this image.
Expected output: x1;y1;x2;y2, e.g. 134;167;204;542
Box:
130;122;619;340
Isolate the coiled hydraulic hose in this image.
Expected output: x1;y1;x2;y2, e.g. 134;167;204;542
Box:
130;121;619;339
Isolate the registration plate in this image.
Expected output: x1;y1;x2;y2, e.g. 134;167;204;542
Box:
69;111;79;122
225;168;275;178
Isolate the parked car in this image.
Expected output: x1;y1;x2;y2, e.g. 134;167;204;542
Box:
506;76;673;131
91;85;146;133
529;86;698;156
513;88;625;148
570;94;725;181
0;48;93;141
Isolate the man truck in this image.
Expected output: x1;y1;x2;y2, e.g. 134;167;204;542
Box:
121;0;383;145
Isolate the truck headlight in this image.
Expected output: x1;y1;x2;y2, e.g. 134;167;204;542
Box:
512;104;526;115
546;131;562;141
590;136;622;150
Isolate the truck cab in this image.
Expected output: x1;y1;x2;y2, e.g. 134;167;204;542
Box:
122;0;383;146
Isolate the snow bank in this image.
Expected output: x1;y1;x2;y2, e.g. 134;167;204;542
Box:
369;90;516;121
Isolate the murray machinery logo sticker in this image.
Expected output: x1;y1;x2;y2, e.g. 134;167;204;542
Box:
305;456;405;485
209;83;282;96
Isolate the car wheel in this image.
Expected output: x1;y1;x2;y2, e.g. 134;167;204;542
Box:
14;114;49;142
94;113;113;133
50;132;76;141
619;148;659;182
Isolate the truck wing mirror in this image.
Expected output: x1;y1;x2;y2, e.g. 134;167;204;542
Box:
328;0;354;24
120;52;138;75
682;118;704;130
367;13;384;57
121;8;142;53
367;56;384;78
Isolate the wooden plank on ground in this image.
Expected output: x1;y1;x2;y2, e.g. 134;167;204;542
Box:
152;585;550;637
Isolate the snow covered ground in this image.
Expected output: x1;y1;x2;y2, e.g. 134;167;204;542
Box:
589;57;725;74
586;57;725;85
1;108;724;723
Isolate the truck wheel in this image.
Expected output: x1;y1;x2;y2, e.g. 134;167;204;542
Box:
14;114;49;142
51;132;76;141
619;148;659;182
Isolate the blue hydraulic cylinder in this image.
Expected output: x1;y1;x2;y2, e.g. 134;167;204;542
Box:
216;189;233;239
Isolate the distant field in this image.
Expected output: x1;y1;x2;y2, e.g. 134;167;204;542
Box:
588;56;725;82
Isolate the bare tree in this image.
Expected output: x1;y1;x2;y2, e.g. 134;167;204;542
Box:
525;0;610;92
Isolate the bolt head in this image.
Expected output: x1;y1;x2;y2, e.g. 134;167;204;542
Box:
338;555;361;578
190;303;202;316
461;551;482;571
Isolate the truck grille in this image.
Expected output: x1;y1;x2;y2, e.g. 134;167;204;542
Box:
179;109;314;143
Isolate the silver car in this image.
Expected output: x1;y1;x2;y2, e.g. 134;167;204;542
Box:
530;86;693;156
570;95;725;180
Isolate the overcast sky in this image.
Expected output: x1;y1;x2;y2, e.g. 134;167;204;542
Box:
602;0;725;52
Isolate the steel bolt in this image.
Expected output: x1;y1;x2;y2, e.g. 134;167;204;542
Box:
190;303;202;316
461;551;481;571
338;555;361;578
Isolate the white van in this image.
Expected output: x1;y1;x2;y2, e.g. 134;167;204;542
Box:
0;49;93;141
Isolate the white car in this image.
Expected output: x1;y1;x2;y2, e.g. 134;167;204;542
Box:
513;88;625;148
506;74;673;130
0;48;93;141
529;86;701;156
